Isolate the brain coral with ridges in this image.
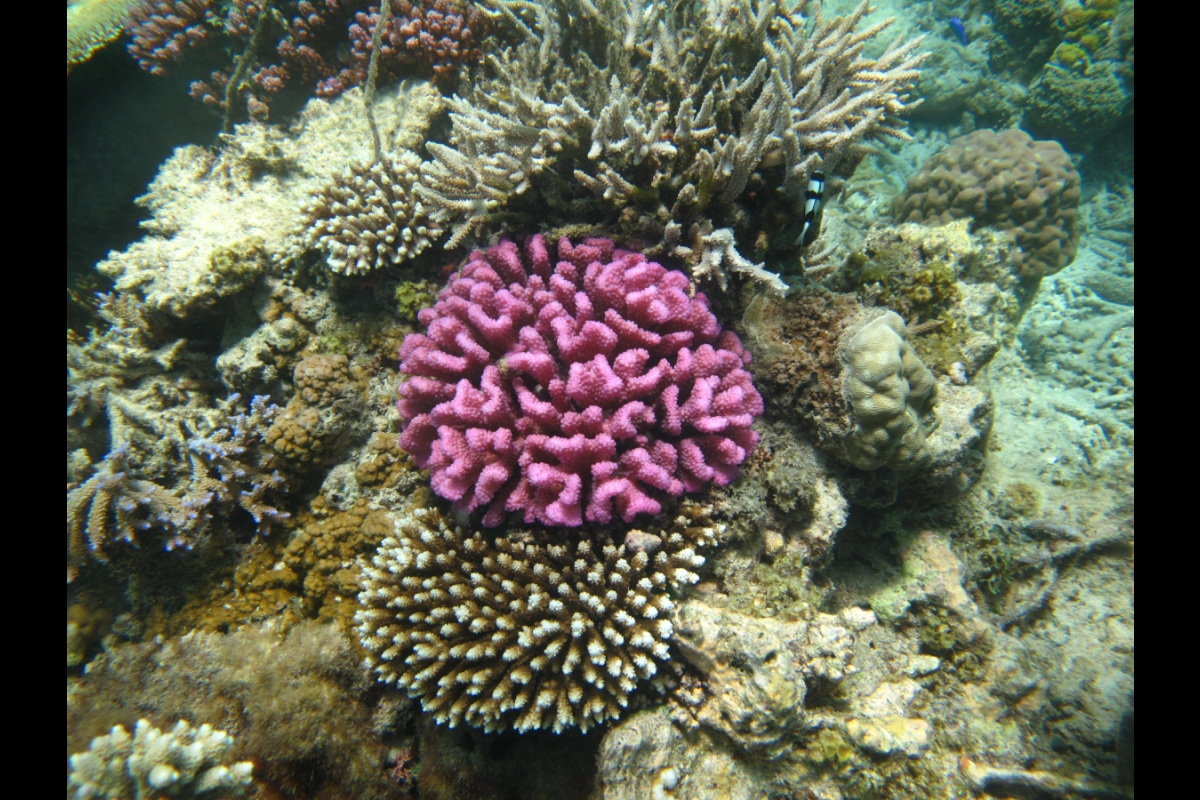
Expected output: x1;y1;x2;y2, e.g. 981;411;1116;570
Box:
398;234;764;527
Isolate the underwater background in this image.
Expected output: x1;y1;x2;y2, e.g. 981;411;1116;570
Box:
67;1;1133;797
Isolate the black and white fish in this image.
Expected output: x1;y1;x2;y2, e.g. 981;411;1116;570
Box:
797;170;825;247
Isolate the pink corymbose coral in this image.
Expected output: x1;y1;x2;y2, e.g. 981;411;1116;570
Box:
398;235;764;528
126;0;215;75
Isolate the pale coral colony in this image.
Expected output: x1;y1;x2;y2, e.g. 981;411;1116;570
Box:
68;1;1133;799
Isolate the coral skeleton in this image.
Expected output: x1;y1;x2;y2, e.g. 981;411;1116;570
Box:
67;718;254;800
356;503;721;733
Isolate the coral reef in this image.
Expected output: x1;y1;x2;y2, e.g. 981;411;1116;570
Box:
68;621;402;799
839;311;937;471
98;81;442;319
356;502;720;732
893;129;1081;279
68;718;254;800
416;0;925;289
304;150;443;275
398;235;763;527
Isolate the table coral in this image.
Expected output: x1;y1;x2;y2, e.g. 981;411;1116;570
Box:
398;234;764;527
892;129;1081;280
356;502;720;733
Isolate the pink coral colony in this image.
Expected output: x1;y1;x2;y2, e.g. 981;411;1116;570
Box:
398;235;764;528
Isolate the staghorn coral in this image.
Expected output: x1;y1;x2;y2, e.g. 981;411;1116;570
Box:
398;234;764;528
416;0;926;290
67;718;254;800
356;502;721;733
892;129;1081;279
67;393;290;581
838;311;937;471
304;150;443;275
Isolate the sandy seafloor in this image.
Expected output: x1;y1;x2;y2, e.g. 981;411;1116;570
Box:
68;1;1133;798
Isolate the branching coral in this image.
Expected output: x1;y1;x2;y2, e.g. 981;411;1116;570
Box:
324;0;487;95
68;719;254;800
120;0;480;121
398;234;763;527
125;0;216;75
68;621;399;799
356;502;720;733
892;129;1081;279
416;0;926;290
67;393;290;581
304;150;444;274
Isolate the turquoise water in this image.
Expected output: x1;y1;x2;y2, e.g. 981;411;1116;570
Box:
68;2;1133;797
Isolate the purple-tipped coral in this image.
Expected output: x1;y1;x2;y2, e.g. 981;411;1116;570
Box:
398;235;764;528
126;0;216;75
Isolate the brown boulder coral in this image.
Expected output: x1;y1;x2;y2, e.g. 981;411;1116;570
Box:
892;129;1081;279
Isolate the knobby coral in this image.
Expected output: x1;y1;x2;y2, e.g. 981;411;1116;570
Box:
356;503;720;733
892;129;1081;279
397;235;764;528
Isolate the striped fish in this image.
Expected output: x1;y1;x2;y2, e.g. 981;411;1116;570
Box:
798;170;825;247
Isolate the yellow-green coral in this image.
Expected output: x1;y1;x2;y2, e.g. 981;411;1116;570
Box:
394;280;439;323
67;0;144;70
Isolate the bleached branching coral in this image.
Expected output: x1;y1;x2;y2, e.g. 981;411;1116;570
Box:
356;503;721;733
418;0;926;288
67;718;253;800
304;150;444;275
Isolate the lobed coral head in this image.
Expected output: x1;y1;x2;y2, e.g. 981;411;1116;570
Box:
398;235;764;527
